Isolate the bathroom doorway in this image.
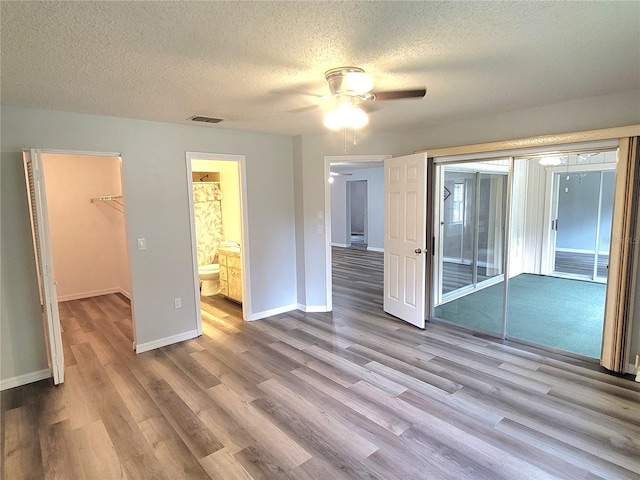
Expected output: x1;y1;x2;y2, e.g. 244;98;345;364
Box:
186;152;249;330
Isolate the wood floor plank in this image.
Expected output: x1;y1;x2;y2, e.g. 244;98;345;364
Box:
71;342;157;468
257;377;379;460
39;420;84;480
62;365;101;430
2;406;44;479
200;448;254;480
145;379;224;459
495;417;639;480
233;445;297;480
72;420;126;479
3;246;639;479
148;437;211;480
302;345;408;396
207;382;312;469
251;395;381;480
291;366;411;436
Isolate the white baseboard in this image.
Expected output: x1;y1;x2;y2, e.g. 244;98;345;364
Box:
624;362;639;381
367;246;384;252
443;257;471;265
555;247;602;255
1;368;51;391
331;243;349;248
296;304;330;313
246;303;298;321
136;329;199;353
57;287;122;302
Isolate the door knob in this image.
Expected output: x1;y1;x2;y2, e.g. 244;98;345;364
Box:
415;248;422;254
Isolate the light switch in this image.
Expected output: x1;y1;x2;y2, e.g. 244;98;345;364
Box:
316;224;324;234
137;238;147;250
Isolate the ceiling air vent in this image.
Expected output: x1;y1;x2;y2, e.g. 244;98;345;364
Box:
190;115;224;123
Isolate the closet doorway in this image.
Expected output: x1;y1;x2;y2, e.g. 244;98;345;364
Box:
186;152;249;329
431;147;619;360
23;149;133;385
433;159;509;335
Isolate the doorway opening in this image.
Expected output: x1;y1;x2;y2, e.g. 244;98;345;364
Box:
186;153;249;331
23;150;134;385
347;180;368;249
547;165;615;282
324;155;389;311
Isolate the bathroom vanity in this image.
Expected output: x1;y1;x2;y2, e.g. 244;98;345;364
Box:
218;246;242;304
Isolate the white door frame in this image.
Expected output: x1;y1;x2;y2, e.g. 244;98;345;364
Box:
185;152;250;327
323;155;390;310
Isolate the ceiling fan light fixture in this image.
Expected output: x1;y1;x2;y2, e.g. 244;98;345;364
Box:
323;102;368;130
325;66;373;96
343;71;373;96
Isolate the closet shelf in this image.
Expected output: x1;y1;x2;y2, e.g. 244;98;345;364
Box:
91;195;124;213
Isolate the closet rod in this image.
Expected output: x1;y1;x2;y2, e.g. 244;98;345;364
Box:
91;195;124;213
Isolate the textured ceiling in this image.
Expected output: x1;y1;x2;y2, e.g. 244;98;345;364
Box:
2;1;639;136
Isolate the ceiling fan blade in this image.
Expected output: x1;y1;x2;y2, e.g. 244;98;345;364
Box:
287;104;320;114
372;88;427;101
359;102;383;114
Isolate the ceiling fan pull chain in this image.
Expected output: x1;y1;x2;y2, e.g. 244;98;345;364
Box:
344;127;348;153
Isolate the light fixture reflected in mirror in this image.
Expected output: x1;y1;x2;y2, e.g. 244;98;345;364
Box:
577;153;595;163
539;155;568;166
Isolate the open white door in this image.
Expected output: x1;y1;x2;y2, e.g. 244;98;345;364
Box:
23;149;65;384
384;153;428;328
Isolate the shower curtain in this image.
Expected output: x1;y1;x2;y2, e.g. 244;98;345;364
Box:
193;183;224;266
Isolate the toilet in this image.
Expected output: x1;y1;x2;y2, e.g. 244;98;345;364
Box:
198;263;220;296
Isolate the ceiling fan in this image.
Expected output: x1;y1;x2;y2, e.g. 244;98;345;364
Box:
322;66;427;131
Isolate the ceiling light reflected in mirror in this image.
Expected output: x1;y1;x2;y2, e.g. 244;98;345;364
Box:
538;155;568;166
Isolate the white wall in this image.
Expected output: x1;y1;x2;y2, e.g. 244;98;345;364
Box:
42;154;131;300
402;90;640;152
349;168;384;250
1;106;296;386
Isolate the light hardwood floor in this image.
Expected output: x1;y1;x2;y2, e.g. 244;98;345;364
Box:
2;247;640;479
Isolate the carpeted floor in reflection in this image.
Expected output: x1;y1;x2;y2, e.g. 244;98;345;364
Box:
434;273;605;358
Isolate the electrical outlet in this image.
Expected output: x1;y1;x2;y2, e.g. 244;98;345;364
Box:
174;297;182;309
